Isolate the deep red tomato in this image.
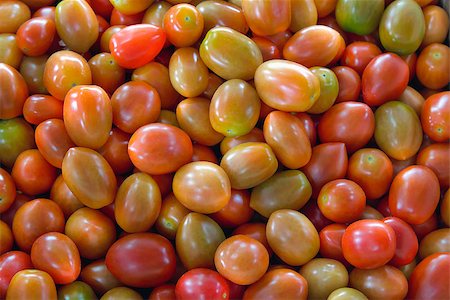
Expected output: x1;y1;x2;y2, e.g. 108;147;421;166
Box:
417;143;449;188
149;284;176;300
301;196;333;232
342;219;396;269
175;268;230;300
105;233;176;288
210;189;254;228
340;41;382;75
0;251;33;299
109;24;166;69
362;53;409;106
389;165;440;225
332;66;361;103
98;128;133;175
407;253;450;299
421;91;450;142
319;223;347;264
16;17;55;56
22;94;63;125
411;214;439;241
383;217;418;267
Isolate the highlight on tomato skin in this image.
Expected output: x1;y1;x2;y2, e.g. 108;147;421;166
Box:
0;0;449;299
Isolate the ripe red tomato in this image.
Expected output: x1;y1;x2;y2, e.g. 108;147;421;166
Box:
340;41;382;74
22;95;63;125
421;91;450;142
383;217;418;267
0;168;16;214
175;268;230;300
319;223;347;264
342;219;396;269
0;251;33;299
16;17;55;56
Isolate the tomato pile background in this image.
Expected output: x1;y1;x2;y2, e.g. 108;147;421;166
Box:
0;0;449;299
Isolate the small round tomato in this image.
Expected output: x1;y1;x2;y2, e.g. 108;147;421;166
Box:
383;217;418;266
12;198;65;252
342;219;396;269
98;128;133;175
283;25;345;67
421;91;450;142
163;4;203;47
340;41;382;75
389;165;440;225
43;50;92;100
109;24;166;69
11;149;57;196
210;189;254;228
0;251;33;299
215;235;269;285
416;43;449;90
176;268;230;300
106;233;176;288
0;63;28;119
88;53;125;95
422;5;449;47
362;53;409;106
242;0;290;36
65;207;116;260
155;193;190;240
128;123;193;175
6;269;57;300
318;179;366;223
242;268;308;300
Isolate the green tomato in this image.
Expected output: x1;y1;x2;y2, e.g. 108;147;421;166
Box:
335;0;385;35
57;281;97;300
0;118;36;168
307;67;339;114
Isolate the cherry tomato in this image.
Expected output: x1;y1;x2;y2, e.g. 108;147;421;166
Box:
175;268;230;300
0;251;33;299
319;223;347;264
197;0;248;35
88;53;125;95
0;168;16;214
148;284;176;300
0;221;13;255
289;0;318;32
6;269;57;300
0;33;23;68
110;8;144;26
0;1;31;34
155;193;190;240
210;189;253;228
80;259;123;296
19;55;48;94
335;0;384;35
417;143;449;188
383;216;418;266
342;219;396;269
0;63;28;119
163;4;204;47
421;5;449;47
421;91;450;142
416;43;449;90
57;281;97;300
419;228;450;258
398;86;425;115
50;175;84;218
98;128;133;175
101;287;143;300
327;288;368;300
109;24;166;69
22;95;62;125
340;41;382;75
307;67;339;114
242;0;290;36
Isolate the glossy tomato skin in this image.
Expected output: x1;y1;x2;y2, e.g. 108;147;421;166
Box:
232;223;272;256
23;95;62;125
332;66;361;103
175;268;230;300
6;269;57;300
0;33;23;69
0;63;29;119
383;217;418;266
342;219;396;269
389;165;440;225
19;55;49;95
148;284;176;300
155;193;191;240
335;0;384;36
419;228;450;258
57;281;97;300
318;101;374;153
0;168;16;214
416;43;449;90
319;224;347;264
50;175;84;218
210;189;254;228
62;147;117;209
242;268;308;300
128;123;193;175
421;91;450;142
80;259;123;296
421;5;449;47
106;233;176;288
163;4;204;47
55;0;98;53
109;24;166;69
289;0;318;32
340;41;382;75
242;0;290;36
88;53;125;95
0;1;31;34
98;128;133;175
0;221;13;255
31;232;81;285
417;143;449;188
362;53;409;106
307;67;339;114
197;0;248;35
407;253;450;299
16;17;55;57
0;251;33;299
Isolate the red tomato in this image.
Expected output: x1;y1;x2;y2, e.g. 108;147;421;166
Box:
149;284;176;300
210;189;254;228
6;269;57;300
0;168;16;214
421;91;450;142
416;143;449;188
0;251;33;299
175;268;230;300
319;223;347;264
105;233;176;288
383;217;419;267
332;66;361;103
340;41;382;74
362;53;409;106
16;17;55;56
109;24;166;69
98;128;133;175
163;4;204;47
110;8;144;26
22;95;63;125
342;219;396;269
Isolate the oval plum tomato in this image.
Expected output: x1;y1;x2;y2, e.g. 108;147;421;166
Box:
109;0;152;15
55;0;98;53
31;232;81;285
115;172;161;233
106;233;176;288
419;228;450;258
197;0;249;35
283;25;345;67
417;143;449;188
332;66;361;103
219;128;265;155
0;63;28;119
50;175;84;218
242;0;290;36
301;142;348;198
0;251;33;299
200;27;262;80
421;5;449;47
57;281;97;300
318;179;366;223
389;165;440;225
251;37;281;61
11;149;57;196
335;0;384;36
62;147;117;209
111;81;161;134
289;0;318;32
340;41;382;75
347;148;393;200
242;268;308;300
0;168;16;214
342;219;396;269
16;17;55;57
35;119;75;168
175;268;230;300
254;59;320;112
421;91;450;142
307;67;339;114
176;212;225;270
383;217;418;266
220;142;278;190
215;235;269;285
407;253;450;299
267;209;319;266
374;101;422;160
64;85;112;149
128;123;193;175
65;207;116;260
109;24;166;69
19;55;49;95
318;101;374;153
12;198;65;252
0;33;23;69
398;86;425;115
98;128;133;175
43;50;92;100
142;1;171;29
0;221;13;255
6;269;57;300
0;1;31;34
379;0;425;55
232;223;272;256
22;95;63;125
155;193;191;240
362;53;409;106
163;4;204;47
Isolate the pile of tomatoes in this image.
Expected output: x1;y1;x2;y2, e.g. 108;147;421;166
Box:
0;0;449;299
